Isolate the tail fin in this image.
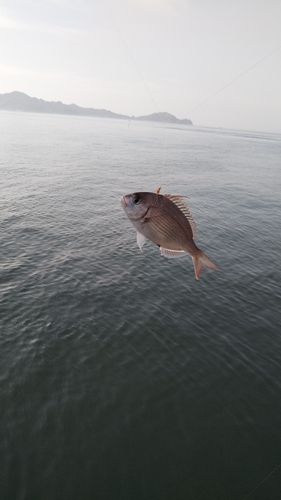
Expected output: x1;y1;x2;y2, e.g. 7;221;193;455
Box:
192;250;218;280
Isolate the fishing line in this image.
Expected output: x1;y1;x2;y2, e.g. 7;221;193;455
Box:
241;462;281;500
160;125;168;190
101;0;169;190
102;0;159;115
180;43;281;119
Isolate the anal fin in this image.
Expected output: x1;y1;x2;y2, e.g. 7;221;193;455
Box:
160;247;186;258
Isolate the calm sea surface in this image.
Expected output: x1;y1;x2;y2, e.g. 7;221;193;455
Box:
1;111;281;499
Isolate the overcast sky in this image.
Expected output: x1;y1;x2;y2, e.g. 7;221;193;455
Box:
1;0;281;132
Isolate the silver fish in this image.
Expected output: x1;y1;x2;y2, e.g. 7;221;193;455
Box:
120;191;218;279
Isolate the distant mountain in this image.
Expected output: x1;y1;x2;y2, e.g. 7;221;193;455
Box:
0;91;192;126
133;111;192;125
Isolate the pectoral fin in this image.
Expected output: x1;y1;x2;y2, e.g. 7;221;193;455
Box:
137;231;147;252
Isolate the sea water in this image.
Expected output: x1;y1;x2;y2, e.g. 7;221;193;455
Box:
1;111;281;499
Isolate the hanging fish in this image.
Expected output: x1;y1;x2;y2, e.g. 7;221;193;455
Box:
120;191;218;279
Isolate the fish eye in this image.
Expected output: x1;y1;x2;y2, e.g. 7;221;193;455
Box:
132;194;141;204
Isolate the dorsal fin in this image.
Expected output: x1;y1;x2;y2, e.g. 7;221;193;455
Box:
164;194;196;238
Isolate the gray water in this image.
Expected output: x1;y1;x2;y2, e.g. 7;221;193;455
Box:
1;111;281;499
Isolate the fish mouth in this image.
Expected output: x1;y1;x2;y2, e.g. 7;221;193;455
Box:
120;196;126;208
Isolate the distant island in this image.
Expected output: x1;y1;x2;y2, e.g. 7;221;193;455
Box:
0;91;192;126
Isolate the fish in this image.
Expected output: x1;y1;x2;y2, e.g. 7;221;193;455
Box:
120;191;218;279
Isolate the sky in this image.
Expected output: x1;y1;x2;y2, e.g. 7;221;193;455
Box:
0;0;281;132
